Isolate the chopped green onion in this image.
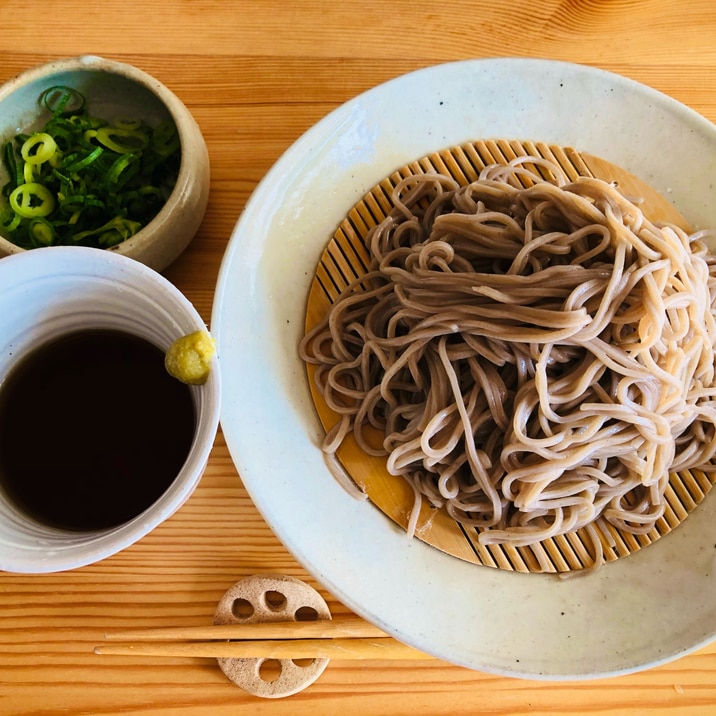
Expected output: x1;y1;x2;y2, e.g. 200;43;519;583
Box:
28;217;55;246
152;120;178;148
21;132;58;165
71;216;141;246
23;162;38;185
0;85;180;251
40;86;86;116
63;146;103;173
58;193;106;216
2;141;23;194
0;205;21;232
113;118;142;131
95;126;149;154
106;153;140;190
9;183;55;218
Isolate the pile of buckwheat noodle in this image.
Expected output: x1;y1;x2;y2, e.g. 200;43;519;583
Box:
299;156;716;567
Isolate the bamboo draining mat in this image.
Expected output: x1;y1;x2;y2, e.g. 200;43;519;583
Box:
304;139;715;573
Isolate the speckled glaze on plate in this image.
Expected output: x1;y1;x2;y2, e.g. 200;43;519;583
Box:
212;58;716;679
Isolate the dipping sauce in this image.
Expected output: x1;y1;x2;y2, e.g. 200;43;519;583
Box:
0;329;196;531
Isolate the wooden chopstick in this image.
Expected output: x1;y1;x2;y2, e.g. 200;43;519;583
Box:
95;636;428;660
95;616;431;660
102;615;387;642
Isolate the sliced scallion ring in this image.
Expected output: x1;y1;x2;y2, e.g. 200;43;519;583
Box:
95;126;149;154
40;86;86;116
21;133;58;165
9;183;55;218
28;217;55;246
113;118;143;131
106;153;141;190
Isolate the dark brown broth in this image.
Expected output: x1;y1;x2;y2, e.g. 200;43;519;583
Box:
0;329;195;531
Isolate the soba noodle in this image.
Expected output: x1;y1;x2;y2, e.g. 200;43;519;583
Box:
299;156;716;556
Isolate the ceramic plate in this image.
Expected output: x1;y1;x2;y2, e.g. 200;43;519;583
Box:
211;58;716;678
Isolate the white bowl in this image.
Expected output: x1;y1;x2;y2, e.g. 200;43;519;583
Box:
0;246;220;573
0;55;210;272
212;58;716;679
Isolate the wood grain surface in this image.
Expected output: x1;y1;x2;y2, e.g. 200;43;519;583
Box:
2;1;716;713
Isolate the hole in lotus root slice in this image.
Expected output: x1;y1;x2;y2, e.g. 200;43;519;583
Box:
231;598;254;619
213;574;332;698
264;590;288;611
295;605;320;621
258;658;283;683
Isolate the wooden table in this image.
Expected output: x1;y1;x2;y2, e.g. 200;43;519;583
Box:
2;1;716;713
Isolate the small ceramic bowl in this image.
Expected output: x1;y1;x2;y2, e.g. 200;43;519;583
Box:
0;246;221;573
0;56;210;272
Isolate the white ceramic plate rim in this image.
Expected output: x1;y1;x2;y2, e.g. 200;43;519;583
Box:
212;57;716;679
